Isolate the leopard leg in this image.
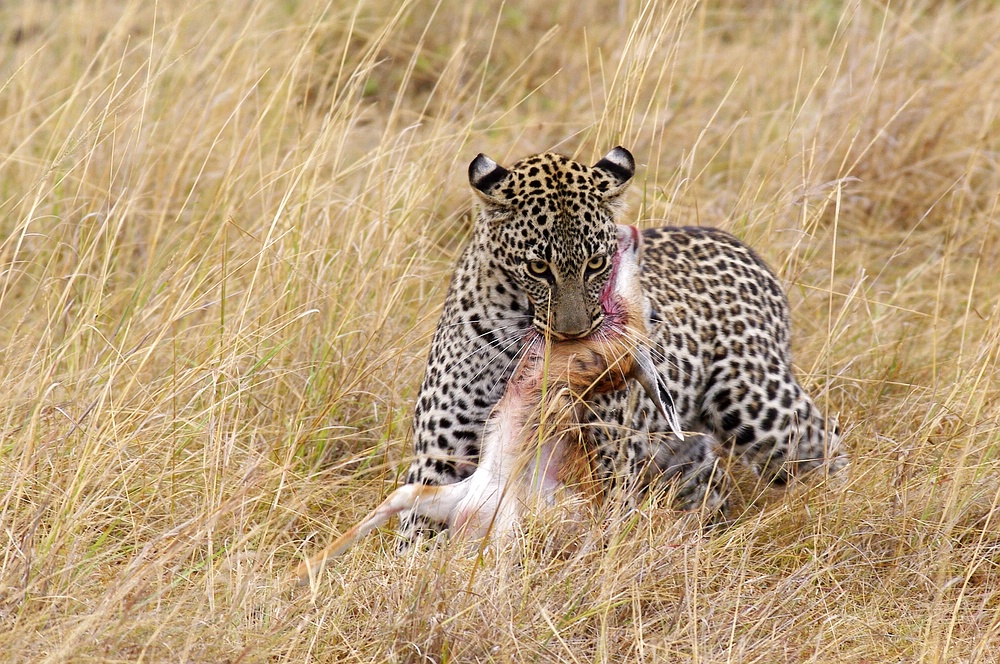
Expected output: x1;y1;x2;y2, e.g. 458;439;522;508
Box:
702;364;846;484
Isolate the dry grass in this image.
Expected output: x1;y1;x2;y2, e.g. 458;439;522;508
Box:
2;0;999;661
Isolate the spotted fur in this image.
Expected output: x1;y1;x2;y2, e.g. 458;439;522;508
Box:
402;147;846;543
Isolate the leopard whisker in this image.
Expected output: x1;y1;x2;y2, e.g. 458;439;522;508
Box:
448;323;531;370
434;315;534;331
469;331;531;389
483;335;533;394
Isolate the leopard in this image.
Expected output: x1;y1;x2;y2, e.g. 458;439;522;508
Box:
400;146;846;545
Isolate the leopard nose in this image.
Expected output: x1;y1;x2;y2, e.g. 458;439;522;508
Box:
533;315;592;340
550;309;597;340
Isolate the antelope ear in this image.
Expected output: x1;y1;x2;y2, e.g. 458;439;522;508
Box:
615;224;642;260
469;153;510;198
592;146;635;198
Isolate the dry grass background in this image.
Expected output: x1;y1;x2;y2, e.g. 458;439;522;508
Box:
1;0;999;661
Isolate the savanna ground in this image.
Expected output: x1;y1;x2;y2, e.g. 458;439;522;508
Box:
1;0;999;661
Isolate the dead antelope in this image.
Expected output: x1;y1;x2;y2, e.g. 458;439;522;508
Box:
293;225;671;584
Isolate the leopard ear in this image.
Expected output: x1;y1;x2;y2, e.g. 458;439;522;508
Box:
469;153;510;199
592;146;635;198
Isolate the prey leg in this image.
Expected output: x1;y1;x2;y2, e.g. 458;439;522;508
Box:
293;482;467;584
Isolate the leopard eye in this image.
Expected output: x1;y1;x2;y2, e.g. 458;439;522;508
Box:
526;259;550;277
586;254;607;274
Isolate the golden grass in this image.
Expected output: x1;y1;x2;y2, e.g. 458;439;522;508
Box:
1;0;999;661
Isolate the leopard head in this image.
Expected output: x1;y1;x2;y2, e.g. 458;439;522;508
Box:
468;146;635;340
